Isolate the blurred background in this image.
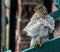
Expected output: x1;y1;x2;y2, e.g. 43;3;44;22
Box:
0;0;60;52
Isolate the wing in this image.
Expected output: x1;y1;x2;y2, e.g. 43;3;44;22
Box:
46;15;55;33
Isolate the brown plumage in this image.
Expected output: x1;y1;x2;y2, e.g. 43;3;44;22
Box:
31;5;48;20
34;5;48;15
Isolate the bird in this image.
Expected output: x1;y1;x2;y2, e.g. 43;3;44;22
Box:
23;5;55;47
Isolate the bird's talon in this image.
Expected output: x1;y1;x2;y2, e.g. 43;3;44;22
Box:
33;42;37;47
39;42;43;47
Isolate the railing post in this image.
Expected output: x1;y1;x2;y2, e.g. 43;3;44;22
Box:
9;0;18;52
0;0;2;51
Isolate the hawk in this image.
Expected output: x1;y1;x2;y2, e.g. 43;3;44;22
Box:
23;5;55;47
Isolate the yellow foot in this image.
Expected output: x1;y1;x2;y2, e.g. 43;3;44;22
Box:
37;42;43;47
33;42;37;47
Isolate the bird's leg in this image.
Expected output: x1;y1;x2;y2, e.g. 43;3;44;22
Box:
37;41;43;47
33;42;37;47
38;37;43;47
39;41;43;47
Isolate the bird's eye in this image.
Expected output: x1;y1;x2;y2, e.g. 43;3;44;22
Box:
44;26;47;28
